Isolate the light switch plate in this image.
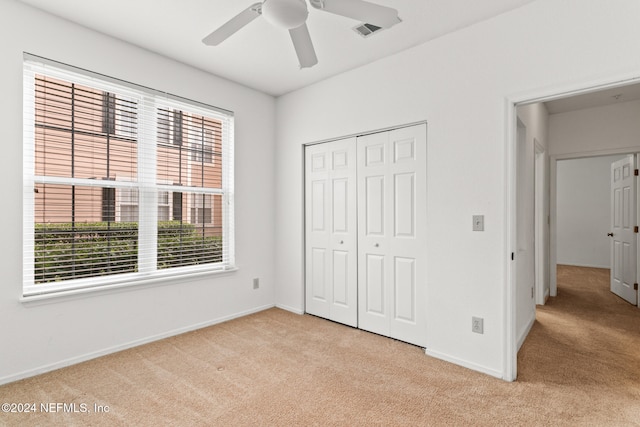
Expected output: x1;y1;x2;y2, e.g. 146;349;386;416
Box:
472;317;484;334
472;215;484;231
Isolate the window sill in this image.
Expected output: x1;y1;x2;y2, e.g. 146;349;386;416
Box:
20;267;238;307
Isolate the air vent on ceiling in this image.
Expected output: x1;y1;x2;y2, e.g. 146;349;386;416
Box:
353;23;383;38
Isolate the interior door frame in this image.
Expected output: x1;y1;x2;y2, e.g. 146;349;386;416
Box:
505;72;640;382
548;151;640;298
534;139;547;305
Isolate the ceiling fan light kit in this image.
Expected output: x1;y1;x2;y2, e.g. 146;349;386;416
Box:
262;0;309;29
202;0;401;69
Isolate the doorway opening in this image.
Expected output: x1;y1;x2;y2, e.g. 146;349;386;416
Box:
508;78;640;381
554;153;638;305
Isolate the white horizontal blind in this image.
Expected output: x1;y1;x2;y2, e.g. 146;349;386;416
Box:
23;55;235;297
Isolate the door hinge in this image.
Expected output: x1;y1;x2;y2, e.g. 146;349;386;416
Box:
635;283;638;291
635;169;639;176
511;252;514;261
635;226;639;233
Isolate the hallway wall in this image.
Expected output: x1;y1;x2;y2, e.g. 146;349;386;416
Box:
516;103;549;344
549;99;640;157
556;155;626;268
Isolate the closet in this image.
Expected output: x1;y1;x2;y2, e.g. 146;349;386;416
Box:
304;124;427;347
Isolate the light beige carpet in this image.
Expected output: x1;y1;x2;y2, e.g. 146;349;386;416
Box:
1;265;639;426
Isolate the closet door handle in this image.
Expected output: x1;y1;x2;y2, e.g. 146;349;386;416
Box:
607;233;613;237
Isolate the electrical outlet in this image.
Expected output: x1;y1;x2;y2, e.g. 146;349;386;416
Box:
472;317;484;334
253;278;259;289
472;215;484;231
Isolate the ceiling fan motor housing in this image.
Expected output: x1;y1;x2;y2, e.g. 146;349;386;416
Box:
262;0;309;29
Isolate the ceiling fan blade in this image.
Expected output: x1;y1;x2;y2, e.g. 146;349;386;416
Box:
202;3;262;46
289;23;318;69
309;0;400;29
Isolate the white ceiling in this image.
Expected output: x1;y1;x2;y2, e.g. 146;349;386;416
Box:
18;0;536;96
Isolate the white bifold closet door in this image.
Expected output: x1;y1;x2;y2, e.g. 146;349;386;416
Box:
357;125;427;347
305;138;358;327
304;124;427;347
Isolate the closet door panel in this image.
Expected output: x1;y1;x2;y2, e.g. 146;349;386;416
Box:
305;138;358;327
305;124;427;347
332;250;349;306
358;124;427;347
365;175;385;236
357;131;390;335
394;256;416;323
387;125;427;346
310;248;327;302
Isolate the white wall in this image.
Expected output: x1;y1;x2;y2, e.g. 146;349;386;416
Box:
274;0;640;378
0;1;276;384
549;99;640;157
515;102;549;347
556;155;624;268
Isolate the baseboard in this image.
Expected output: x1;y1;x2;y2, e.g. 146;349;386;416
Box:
424;348;503;380
517;312;536;351
0;304;275;386
275;303;304;315
557;262;609;269
544;288;550;303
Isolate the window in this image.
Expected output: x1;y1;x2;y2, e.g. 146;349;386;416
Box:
172;192;183;221
192;127;214;164
158;191;170;221
102;93;116;134
102;92;137;139
118;187;139;222
190;194;212;224
23;55;235;297
158;108;183;146
102;187;115;222
116;96;137;139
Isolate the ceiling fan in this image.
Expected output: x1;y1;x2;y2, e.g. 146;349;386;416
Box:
202;0;401;69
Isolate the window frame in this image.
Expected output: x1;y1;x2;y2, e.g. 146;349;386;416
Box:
22;55;235;298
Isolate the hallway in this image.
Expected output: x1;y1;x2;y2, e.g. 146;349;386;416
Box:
517;265;640;422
